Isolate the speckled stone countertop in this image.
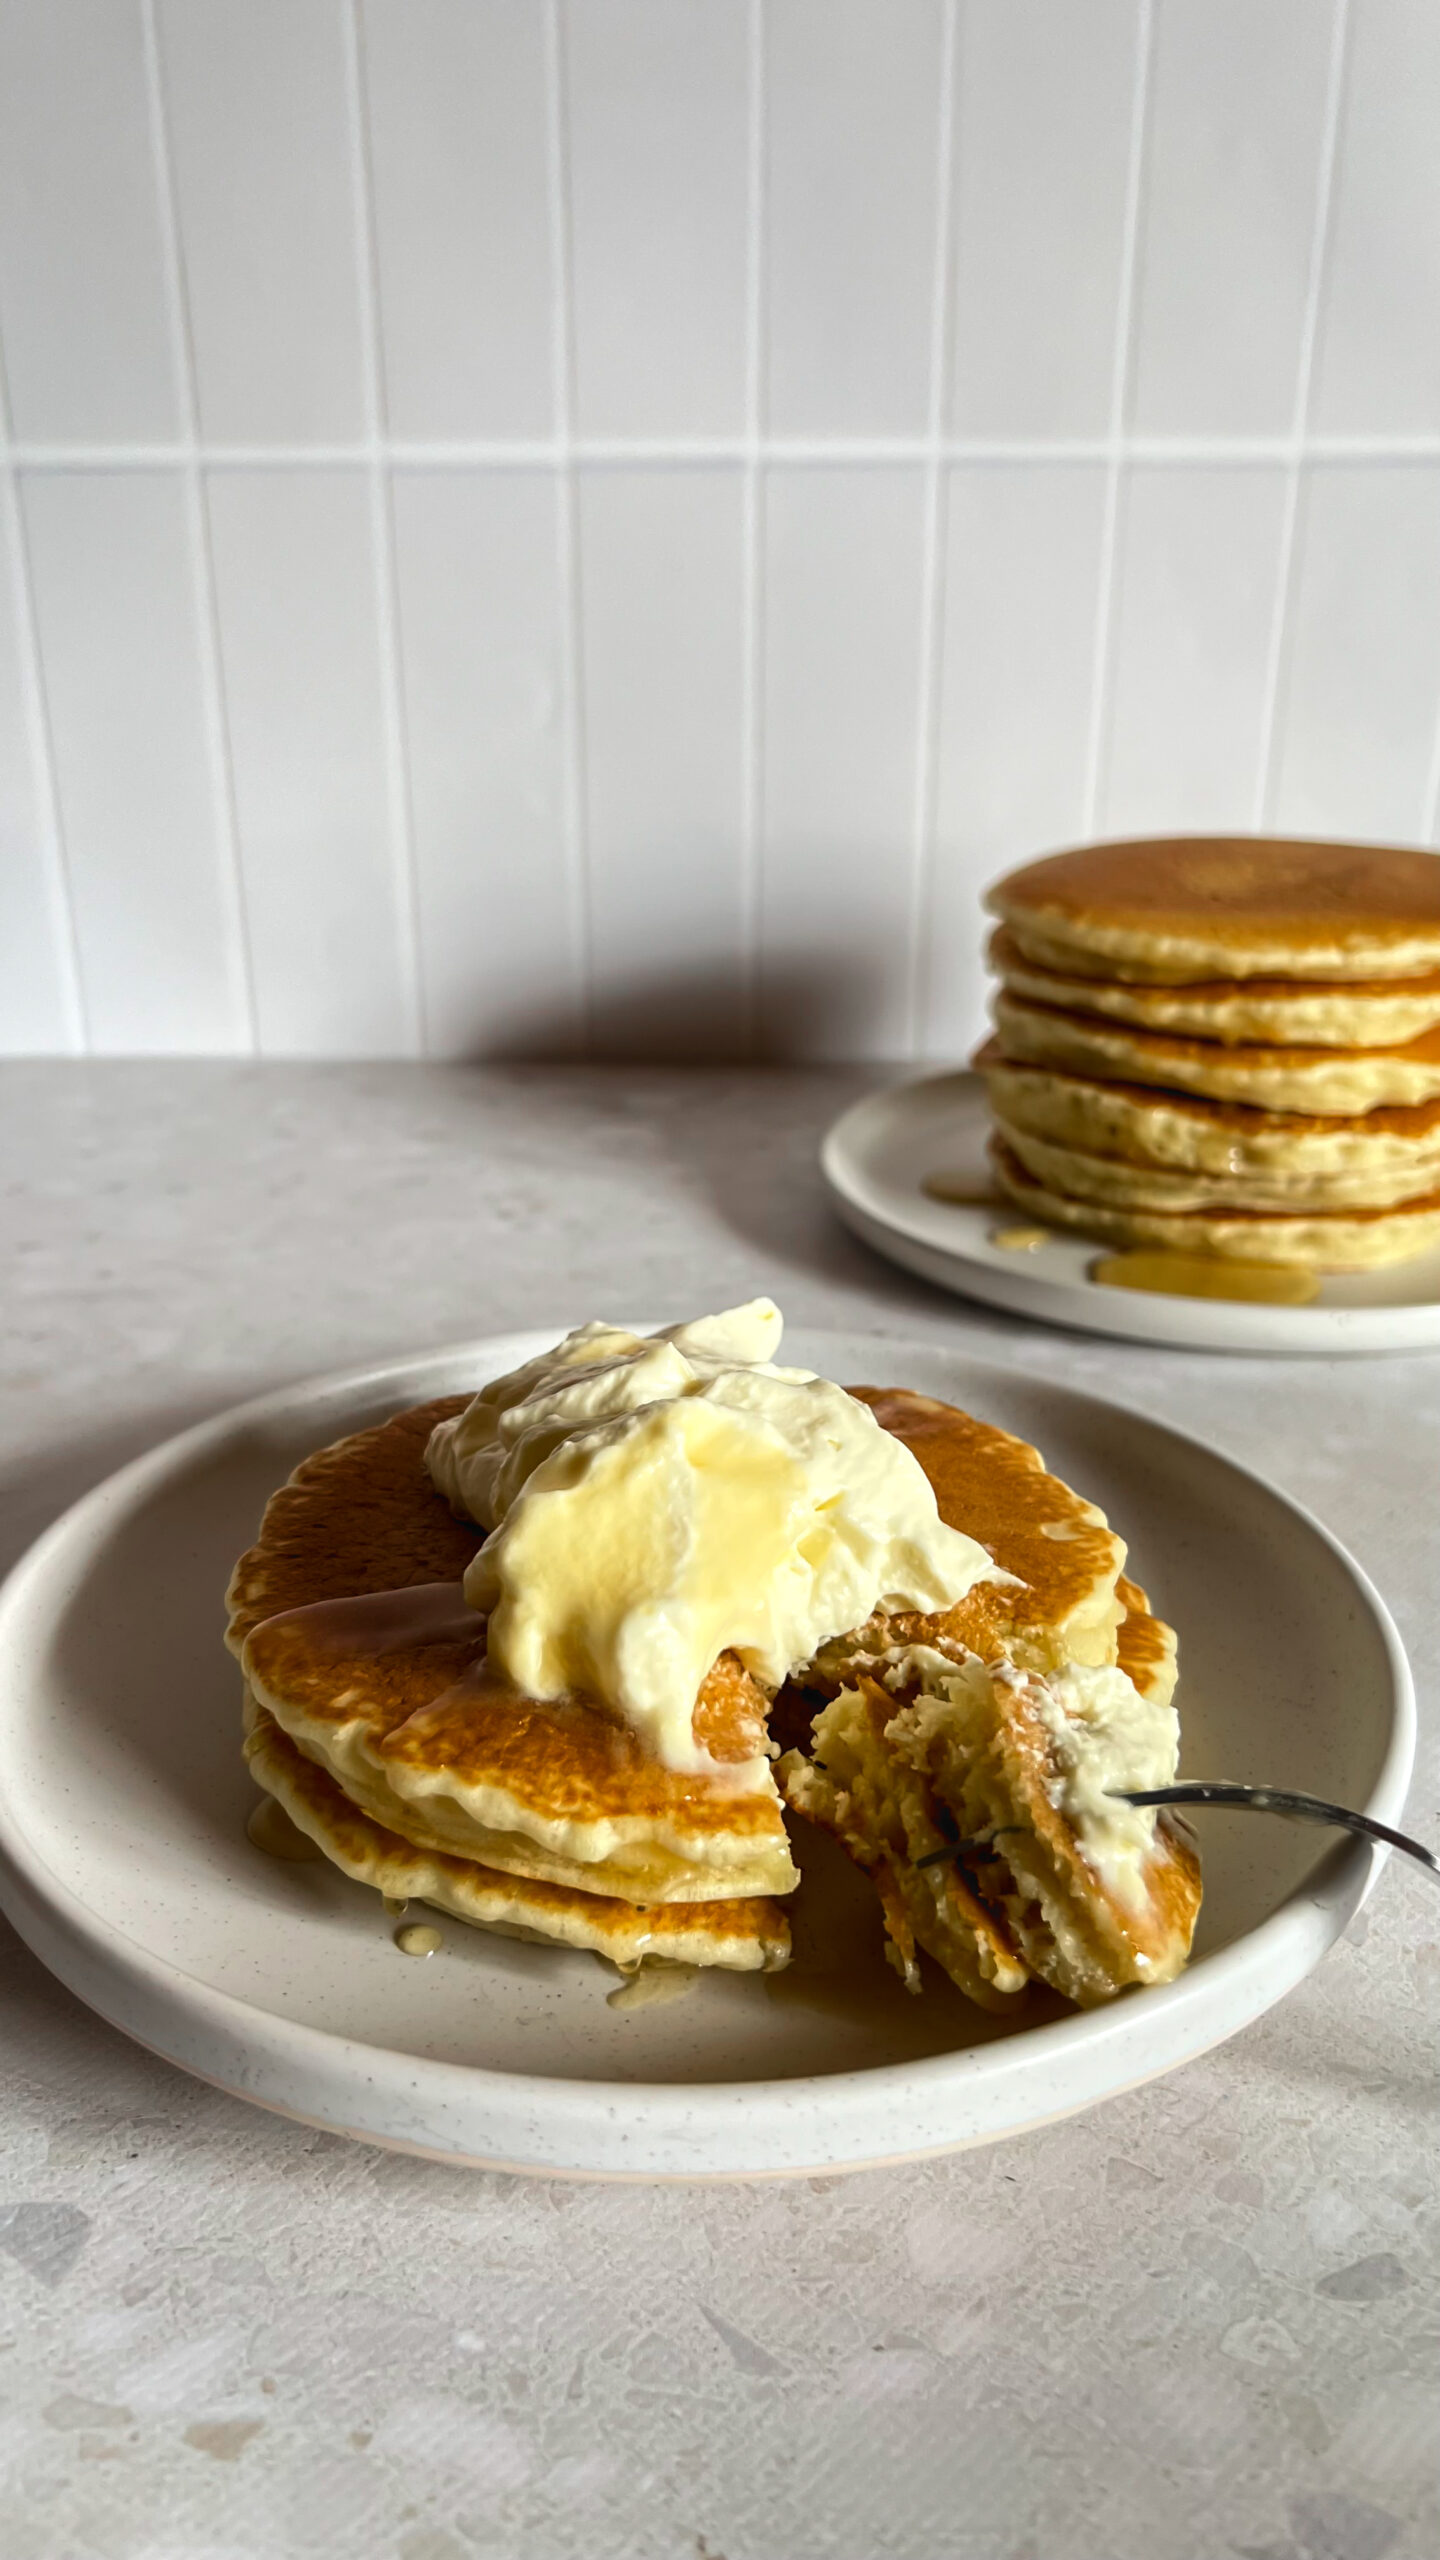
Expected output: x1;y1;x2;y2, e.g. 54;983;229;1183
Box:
1;1063;1436;2560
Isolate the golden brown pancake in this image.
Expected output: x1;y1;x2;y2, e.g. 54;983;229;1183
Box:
992;1135;1440;1269
994;1113;1440;1216
244;1691;789;1971
989;925;1440;1050
229;1398;798;1909
780;1643;1198;2011
993;991;1440;1116
828;1387;1127;1675
778;1682;1031;2013
232;1386;1191;2007
976;1042;1440;1195
879;1666;1200;2006
989;837;1440;982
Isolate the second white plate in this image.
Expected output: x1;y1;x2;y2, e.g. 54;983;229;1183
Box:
822;1070;1440;1354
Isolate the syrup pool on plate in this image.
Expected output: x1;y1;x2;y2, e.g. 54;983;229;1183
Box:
1091;1251;1319;1306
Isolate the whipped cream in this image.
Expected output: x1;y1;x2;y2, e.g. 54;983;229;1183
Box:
426;1303;1007;1777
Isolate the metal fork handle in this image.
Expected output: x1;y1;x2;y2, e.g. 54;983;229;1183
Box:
1117;1782;1438;1881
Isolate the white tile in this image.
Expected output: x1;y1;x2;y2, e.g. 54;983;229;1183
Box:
564;0;748;438
205;470;410;1056
157;0;364;442
925;465;1107;1061
1130;0;1335;436
0;0;178;441
0;494;75;1052
391;470;572;1056
577;468;745;1057
361;0;554;439
1272;465;1440;843
1101;465;1288;837
1312;0;1440;434
20;470;244;1054
949;0;1137;438
764;0;945;437
760;468;926;1059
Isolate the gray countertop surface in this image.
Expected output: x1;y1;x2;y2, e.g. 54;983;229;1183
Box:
1;1061;1435;2560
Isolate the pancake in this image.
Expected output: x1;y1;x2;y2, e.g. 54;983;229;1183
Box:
976;1044;1440;1194
989;926;1440;1050
779;1595;1196;2010
244;1691;789;1971
228;1398;798;1911
993;991;1440;1115
1115;1573;1177;1709
989;837;1440;982
992;1137;1440;1269
825;1387;1128;1677
232;1382;1192;2004
994;1115;1440;1215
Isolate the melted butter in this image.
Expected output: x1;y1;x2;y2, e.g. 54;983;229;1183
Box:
394;1923;442;1957
246;1796;321;1862
382;1896;408;1916
605;1960;700;2012
1092;1250;1319;1306
923;1174;1000;1207
991;1225;1052;1251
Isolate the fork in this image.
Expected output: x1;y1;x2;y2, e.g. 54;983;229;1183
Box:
1117;1782;1438;1881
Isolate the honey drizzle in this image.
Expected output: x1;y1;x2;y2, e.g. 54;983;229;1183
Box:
1091;1250;1319;1306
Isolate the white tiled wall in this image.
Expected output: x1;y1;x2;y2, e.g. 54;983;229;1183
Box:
3;0;1440;1060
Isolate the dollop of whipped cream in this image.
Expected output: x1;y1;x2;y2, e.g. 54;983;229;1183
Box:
426;1302;1008;1777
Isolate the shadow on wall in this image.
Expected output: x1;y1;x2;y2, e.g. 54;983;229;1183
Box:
450;951;897;1066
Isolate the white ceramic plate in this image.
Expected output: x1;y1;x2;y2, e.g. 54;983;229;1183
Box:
0;1330;1413;2179
823;1070;1440;1354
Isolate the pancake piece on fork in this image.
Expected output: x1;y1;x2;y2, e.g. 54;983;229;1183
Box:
778;1389;1197;2007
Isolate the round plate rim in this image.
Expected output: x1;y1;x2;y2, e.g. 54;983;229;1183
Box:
821;1068;1440;1355
0;1329;1416;2175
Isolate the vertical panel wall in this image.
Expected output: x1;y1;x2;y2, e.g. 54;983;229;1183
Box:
4;0;1440;1061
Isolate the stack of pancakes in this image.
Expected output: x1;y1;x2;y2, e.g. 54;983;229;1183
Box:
228;1382;1199;2011
976;837;1440;1267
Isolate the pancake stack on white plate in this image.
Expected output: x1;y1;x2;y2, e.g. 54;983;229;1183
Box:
976;837;1440;1269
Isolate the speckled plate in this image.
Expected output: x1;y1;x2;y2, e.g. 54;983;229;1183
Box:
0;1330;1414;2178
822;1071;1440;1353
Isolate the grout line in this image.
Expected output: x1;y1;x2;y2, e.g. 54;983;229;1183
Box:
905;0;959;1064
344;0;426;1059
0;220;88;1054
142;0;259;1057
0;447;88;1053
1081;0;1154;840
737;0;766;1059
13;432;1440;471
1253;0;1351;833
545;0;593;1056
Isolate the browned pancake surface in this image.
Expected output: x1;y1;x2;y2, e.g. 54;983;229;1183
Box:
232;1397;772;1836
992;837;1440;956
847;1387;1121;1662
